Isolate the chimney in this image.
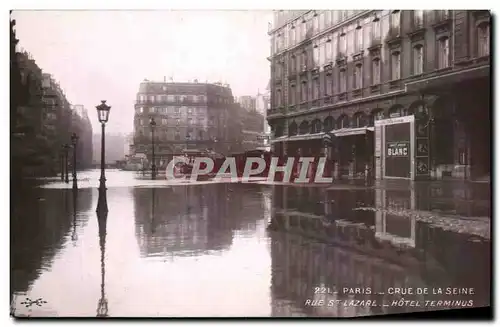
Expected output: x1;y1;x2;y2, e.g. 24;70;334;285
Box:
164;76;166;82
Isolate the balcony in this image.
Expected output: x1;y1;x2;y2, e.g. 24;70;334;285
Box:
385;27;402;48
432;10;452;31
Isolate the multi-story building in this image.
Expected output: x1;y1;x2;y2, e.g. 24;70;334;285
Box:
256;85;272;149
132;80;235;166
236;95;257;111
267;10;490;180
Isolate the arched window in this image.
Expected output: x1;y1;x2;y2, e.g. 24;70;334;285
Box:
353;113;367;128
311;119;322;133
388;106;402;118
323;116;334;132
478;23;490;57
288;121;298;136
338;115;350;129
299;121;310;134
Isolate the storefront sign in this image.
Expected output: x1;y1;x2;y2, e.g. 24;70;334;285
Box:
386;142;409;157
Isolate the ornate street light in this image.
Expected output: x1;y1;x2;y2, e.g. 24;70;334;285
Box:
96;100;111;213
150;117;157;180
63;144;70;184
71;132;79;190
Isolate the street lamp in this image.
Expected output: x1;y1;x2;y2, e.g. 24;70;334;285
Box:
63;144;70;183
71;133;79;190
60;145;66;181
96;100;111;213
150;117;157;180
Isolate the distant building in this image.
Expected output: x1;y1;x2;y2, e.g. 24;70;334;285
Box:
132;80;236;165
236;96;257;112
93;133;126;165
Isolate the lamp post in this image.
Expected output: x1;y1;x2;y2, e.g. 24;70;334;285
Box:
71;133;79;190
150;117;157;180
96;100;111;213
64;144;70;183
60;146;65;181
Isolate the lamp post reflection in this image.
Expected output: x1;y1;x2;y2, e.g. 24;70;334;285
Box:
71;188;78;246
71;133;79;190
151;188;156;234
96;198;109;318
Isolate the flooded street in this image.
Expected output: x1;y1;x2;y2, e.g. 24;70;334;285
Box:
11;170;491;317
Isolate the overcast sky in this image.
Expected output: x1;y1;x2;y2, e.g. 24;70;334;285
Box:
12;10;273;134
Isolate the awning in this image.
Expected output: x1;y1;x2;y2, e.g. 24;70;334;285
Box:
405;65;490;93
270;132;325;143
333;127;374;137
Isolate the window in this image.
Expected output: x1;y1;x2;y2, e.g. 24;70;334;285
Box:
372;18;381;40
188;118;193;125
313;78;320;99
149;107;155;113
138;107;143;113
198;130;203;140
413;45;424;75
313;45;320;67
276;89;282;106
197;95;205;102
353;64;363;89
391;51;401;80
478;23;490;57
174;130;180;140
372;58;381;85
339;33;346;55
355;26;363;52
354;114;366;127
290;85;296;104
339;69;347;93
187;107;193;114
176;119;180;125
339;115;349;129
438;37;449;69
326;76;333;96
149;95;155;102
319;11;325;30
319;43;325;66
327;36;334;61
414;10;424;28
161;118;168;125
174;107;180;114
301;82;308;102
391;10;401;29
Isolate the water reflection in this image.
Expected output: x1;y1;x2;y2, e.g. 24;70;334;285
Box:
96;204;109;317
11;186;93;303
269;182;490;317
133;184;269;259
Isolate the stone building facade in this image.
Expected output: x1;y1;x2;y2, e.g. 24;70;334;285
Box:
267;10;490;180
132;81;235;166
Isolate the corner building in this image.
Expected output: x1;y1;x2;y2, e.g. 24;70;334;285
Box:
132;81;235;166
267;10;490;180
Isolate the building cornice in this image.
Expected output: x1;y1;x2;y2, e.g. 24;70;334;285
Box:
268;10;374;60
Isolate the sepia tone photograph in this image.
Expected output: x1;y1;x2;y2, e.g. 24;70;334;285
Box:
9;7;492;319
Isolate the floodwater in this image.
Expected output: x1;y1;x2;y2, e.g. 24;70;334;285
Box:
10;170;491;317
